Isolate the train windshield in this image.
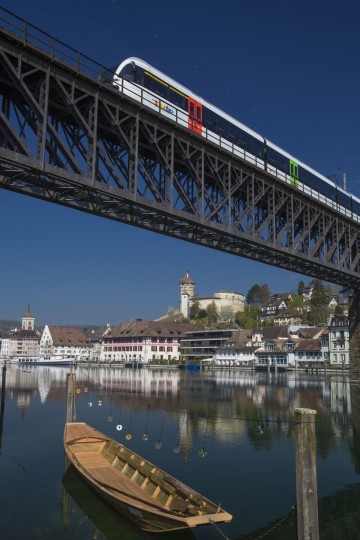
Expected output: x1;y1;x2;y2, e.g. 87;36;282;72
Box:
119;63;144;85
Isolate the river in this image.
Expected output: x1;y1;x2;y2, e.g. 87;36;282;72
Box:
1;364;359;539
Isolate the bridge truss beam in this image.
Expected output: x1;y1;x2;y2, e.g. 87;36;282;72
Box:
0;24;360;289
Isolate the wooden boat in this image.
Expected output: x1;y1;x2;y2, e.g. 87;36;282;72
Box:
64;421;232;533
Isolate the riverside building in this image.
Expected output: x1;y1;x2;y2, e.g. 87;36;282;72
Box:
101;320;193;364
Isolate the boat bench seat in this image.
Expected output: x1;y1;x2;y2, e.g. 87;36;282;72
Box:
77;452;161;506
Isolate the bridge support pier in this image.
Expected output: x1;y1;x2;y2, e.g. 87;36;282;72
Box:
349;289;360;377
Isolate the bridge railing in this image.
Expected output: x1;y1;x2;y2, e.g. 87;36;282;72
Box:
0;6;107;81
113;76;360;225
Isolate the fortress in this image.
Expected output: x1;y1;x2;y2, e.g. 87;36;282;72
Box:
179;270;244;322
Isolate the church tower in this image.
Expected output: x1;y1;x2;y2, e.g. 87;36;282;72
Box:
22;304;35;331
179;270;195;319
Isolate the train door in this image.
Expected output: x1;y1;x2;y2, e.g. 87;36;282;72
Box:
290;159;299;186
188;98;203;135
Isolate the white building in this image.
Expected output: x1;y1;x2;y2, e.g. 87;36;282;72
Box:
101;320;194;364
328;315;349;368
40;325;91;359
0;338;10;358
192;291;245;322
214;329;256;366
162;270;245;322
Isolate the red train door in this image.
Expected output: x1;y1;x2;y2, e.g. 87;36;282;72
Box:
188;98;202;135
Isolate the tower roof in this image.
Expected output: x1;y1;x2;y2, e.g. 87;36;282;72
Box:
179;271;194;284
23;304;34;318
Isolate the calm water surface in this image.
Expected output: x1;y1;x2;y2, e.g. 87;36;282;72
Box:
1;364;359;539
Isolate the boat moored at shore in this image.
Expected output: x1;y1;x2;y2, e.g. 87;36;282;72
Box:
10;355;76;366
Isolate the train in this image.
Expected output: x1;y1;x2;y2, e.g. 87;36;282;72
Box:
112;57;360;221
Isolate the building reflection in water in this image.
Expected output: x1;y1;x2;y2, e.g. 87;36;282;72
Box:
3;365;353;456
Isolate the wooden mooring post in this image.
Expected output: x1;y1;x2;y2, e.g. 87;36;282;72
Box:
294;408;319;540
65;368;76;424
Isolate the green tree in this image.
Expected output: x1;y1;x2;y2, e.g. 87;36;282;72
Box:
190;300;200;320
335;304;344;315
308;279;329;324
246;284;261;305
258;284;271;304
287;295;303;310
197;309;207;320
297;280;305;296
246;284;271;306
207;301;218;324
235;305;260;329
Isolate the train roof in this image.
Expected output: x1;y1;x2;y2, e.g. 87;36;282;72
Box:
116;58;359;204
115;57;264;143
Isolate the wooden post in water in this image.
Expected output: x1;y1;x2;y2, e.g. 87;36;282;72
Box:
294;408;319;540
65;368;76;424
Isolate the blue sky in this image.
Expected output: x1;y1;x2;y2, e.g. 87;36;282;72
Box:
1;0;359;326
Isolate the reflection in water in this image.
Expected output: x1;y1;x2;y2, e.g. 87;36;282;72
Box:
1;364;359;539
62;465;197;540
3;366;354;456
0;363;7;451
349;382;360;474
238;483;360;540
61;464;145;540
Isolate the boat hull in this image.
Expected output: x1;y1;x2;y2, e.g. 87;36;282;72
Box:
64;422;232;533
10;356;76;366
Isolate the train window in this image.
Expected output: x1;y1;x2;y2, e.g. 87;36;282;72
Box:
337;189;351;211
267;146;288;171
134;66;144;86
299;167;318;191
203;107;218;130
352;198;360;215
168;87;187;110
245;134;263;158
196;105;202;123
144;73;167;100
202;106;263;156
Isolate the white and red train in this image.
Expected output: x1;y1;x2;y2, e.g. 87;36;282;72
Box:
112;57;360;221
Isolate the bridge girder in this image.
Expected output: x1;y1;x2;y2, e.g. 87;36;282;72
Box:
1;25;360;289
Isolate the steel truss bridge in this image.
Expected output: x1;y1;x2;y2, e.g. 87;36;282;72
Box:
0;9;360;290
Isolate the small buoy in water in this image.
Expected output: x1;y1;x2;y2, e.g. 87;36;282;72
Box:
142;433;149;441
155;441;162;450
107;415;113;423
173;445;180;454
97;399;103;407
88;401;93;408
198;448;207;457
126;433;132;441
116;424;123;431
